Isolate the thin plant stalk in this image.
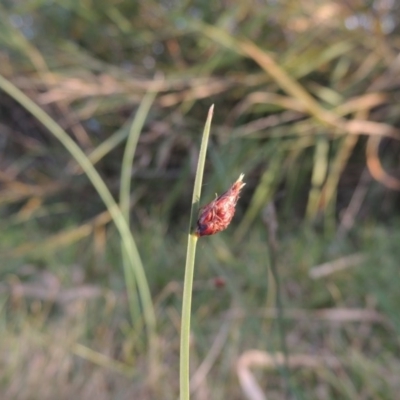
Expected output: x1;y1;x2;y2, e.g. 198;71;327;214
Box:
264;205;298;399
119;90;157;327
118;90;158;382
0;74;157;359
180;104;214;400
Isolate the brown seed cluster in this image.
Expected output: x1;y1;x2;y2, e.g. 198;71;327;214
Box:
195;174;245;237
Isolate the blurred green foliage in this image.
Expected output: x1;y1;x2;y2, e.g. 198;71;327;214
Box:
1;0;400;399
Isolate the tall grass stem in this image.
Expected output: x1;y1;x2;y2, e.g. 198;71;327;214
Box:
118;90;158;381
0;74;157;364
180;104;214;400
119;91;157;328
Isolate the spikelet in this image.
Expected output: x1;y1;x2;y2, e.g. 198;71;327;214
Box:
195;174;245;237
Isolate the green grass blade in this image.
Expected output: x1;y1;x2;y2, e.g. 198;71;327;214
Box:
119;90;157;327
180;104;214;400
0;73;157;362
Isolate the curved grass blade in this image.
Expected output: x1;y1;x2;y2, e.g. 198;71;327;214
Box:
119;90;157;374
0;73;157;368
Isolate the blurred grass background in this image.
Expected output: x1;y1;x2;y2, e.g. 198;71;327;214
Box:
1;0;400;399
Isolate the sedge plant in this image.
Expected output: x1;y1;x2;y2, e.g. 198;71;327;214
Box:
180;105;245;400
179;105;214;400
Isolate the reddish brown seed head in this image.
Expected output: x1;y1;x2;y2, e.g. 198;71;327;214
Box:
195;174;245;237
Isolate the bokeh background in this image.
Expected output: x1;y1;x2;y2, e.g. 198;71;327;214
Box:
1;1;400;399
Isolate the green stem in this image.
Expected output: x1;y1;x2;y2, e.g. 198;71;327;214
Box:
118;90;158;381
180;233;198;399
268;231;297;399
180;105;214;400
120;91;157;327
0;74;156;354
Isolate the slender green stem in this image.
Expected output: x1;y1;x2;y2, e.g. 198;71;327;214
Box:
267;226;298;399
180;233;198;399
180;105;214;400
118;90;158;382
119;91;157;327
0;74;156;351
191;105;215;207
120;91;157;217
